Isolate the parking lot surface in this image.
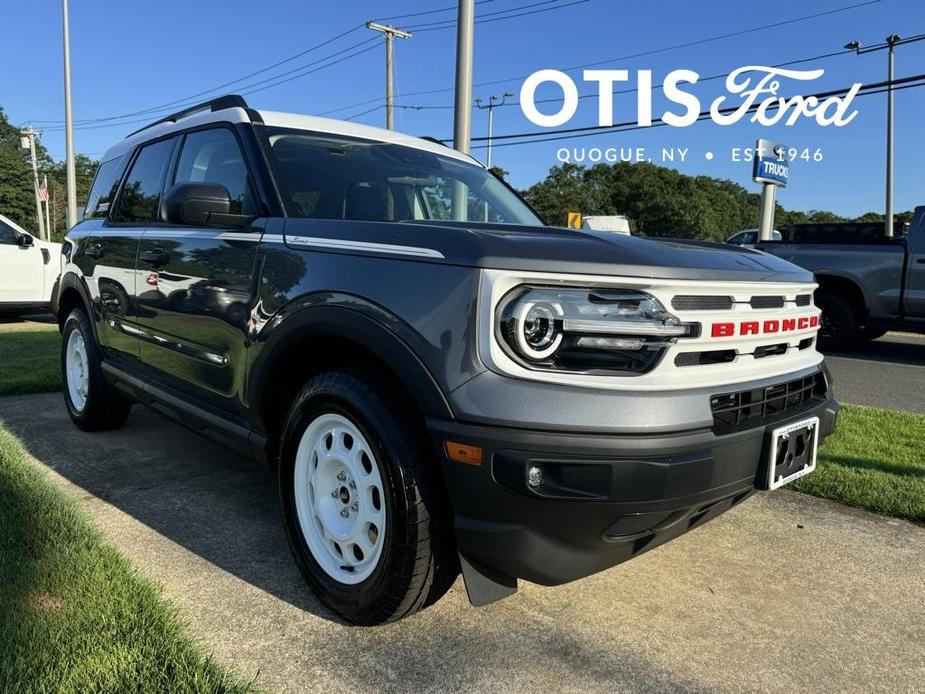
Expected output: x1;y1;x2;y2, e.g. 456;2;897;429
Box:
825;333;925;413
1;393;923;694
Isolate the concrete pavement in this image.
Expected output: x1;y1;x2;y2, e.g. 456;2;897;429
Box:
1;392;923;694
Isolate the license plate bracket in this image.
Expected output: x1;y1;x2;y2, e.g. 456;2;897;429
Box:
765;416;819;490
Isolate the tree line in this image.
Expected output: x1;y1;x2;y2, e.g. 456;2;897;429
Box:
520;161;914;239
0;106;96;242
0;102;913;242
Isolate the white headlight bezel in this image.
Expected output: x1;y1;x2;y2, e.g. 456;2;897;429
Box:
477;268;824;392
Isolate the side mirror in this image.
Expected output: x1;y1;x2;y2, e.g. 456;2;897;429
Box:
162;182;253;227
16;233;34;248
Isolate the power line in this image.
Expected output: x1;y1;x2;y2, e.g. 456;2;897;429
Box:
412;0;590;33
322;0;884;114
330;44;868;120
373;0;498;23
28;0;583;128
466;72;925;149
29;25;369;128
404;0;578;30
43;38;380;132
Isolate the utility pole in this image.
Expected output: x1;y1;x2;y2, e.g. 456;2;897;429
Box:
62;0;78;230
21;125;47;240
43;175;51;235
452;0;475;221
475;93;512;168
844;33;913;238
366;22;412;130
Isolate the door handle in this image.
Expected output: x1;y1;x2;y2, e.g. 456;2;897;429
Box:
139;248;169;266
86;243;104;259
917;258;925;264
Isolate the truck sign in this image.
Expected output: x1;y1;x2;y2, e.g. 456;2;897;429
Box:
753;156;789;186
753;138;788;187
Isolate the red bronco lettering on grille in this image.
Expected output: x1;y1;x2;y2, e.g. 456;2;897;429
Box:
711;315;819;337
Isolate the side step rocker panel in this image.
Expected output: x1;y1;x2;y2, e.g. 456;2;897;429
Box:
100;361;269;465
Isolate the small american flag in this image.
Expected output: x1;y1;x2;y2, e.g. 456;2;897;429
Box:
38;177;49;202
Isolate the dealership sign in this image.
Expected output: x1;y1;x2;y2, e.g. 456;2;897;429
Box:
520;66;862;129
753;139;789;186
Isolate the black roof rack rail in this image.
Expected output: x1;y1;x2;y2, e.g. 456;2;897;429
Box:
419;136;452;147
126;94;258;138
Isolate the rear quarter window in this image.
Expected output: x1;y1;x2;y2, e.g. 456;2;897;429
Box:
83;156;126;219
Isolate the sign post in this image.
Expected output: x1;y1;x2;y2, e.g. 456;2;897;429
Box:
753;138;788;242
567;211;583;229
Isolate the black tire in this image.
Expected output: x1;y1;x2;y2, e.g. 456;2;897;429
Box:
278;369;458;625
815;292;857;351
61;308;132;431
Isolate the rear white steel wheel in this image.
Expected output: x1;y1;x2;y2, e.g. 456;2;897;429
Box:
65;329;89;412
293;413;387;585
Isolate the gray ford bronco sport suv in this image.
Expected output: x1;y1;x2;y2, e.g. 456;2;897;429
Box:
54;95;838;624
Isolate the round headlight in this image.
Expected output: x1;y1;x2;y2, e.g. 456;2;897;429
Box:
515;300;563;359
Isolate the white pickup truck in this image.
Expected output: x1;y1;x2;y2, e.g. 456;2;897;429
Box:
0;213;62;315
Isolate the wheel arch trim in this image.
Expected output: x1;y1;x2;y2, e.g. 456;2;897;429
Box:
248;303;455;429
55;271;101;343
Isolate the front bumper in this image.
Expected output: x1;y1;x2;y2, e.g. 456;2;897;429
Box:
428;390;838;588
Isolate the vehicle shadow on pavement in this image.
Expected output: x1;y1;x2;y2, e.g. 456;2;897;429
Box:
827;334;925;367
0;394;338;622
0;393;708;692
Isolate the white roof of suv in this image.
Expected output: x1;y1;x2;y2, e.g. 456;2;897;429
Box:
101;101;480;168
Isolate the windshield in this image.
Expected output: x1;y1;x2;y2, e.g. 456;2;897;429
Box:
262;127;542;226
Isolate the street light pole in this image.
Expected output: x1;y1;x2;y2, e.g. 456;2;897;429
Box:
62;0;77;230
366;22;412;130
453;0;475;156
452;0;475;221
885;34;899;238
475;92;512;168
845;34;907;238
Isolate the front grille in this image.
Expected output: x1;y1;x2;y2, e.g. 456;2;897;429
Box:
795;294;812;306
710;372;826;434
754;343;788;359
675;349;736;367
671;295;733;311
750;295;785;309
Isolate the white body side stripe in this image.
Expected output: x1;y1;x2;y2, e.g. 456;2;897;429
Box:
283;235;444;259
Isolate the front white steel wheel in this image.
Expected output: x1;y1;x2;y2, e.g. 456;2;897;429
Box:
293;412;387;585
65;329;90;412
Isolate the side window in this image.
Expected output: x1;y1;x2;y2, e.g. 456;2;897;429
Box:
732;231;757;245
112;139;174;224
173;128;254;215
0;220;19;245
83;156;125;219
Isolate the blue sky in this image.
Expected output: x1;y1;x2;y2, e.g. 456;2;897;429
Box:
2;0;923;216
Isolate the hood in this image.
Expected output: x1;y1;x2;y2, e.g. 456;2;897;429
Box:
282;219;813;283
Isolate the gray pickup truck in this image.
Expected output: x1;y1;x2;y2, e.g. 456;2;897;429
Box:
759;207;925;349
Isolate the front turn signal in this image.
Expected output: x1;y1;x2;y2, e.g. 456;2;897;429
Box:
445;440;483;466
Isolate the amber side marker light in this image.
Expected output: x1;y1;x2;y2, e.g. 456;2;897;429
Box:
444;440;483;466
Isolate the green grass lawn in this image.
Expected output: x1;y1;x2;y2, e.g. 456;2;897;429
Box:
0;425;259;693
794;404;925;523
0;322;61;396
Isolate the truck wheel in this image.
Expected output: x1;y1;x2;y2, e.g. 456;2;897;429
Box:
815;292;857;351
61;308;132;431
278;370;457;625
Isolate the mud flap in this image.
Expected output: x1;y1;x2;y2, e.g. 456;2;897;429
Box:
458;552;518;607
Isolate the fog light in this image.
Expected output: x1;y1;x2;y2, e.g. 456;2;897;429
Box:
527;465;543;488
